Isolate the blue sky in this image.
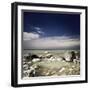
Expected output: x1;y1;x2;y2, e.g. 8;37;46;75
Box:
23;12;80;49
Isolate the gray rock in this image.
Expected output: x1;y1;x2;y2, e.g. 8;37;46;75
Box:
64;51;76;62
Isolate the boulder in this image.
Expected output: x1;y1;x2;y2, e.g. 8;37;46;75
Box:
31;54;39;60
24;53;40;62
71;51;76;60
64;51;76;62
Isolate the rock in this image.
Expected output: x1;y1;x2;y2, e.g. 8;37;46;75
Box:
23;61;27;65
27;61;32;65
59;67;65;73
23;72;28;77
39;55;45;59
24;53;40;62
45;72;50;75
69;68;73;71
75;51;80;59
28;65;41;77
23;64;29;70
71;51;76;60
44;51;49;54
64;51;76;62
24;53;32;62
31;54;40;60
23;54;29;58
72;65;75;68
64;52;72;61
50;56;54;59
73;59;80;64
61;57;66;60
51;71;56;75
48;56;56;61
23;58;26;62
51;58;56;61
57;57;63;61
28;66;36;77
62;60;65;62
48;57;55;61
32;58;40;62
46;54;53;58
29;70;36;77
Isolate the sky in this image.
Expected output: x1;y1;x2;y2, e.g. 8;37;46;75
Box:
23;12;80;50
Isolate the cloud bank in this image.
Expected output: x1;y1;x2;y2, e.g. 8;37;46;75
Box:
23;32;80;50
23;32;40;40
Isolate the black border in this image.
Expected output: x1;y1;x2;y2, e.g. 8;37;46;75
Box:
11;2;88;87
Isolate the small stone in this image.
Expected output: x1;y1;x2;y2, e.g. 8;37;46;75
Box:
59;67;65;73
44;51;49;54
69;68;73;71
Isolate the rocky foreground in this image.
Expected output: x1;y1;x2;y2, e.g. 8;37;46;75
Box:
22;51;80;79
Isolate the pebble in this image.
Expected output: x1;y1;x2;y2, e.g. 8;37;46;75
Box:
59;67;65;73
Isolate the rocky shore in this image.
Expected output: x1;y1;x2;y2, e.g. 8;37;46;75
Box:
22;50;80;79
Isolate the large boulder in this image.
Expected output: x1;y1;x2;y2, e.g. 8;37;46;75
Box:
64;51;76;62
31;54;39;60
24;53;40;62
70;51;76;60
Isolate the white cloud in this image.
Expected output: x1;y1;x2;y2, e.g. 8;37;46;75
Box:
23;32;40;40
37;30;45;34
33;26;45;35
34;27;41;30
23;35;80;49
